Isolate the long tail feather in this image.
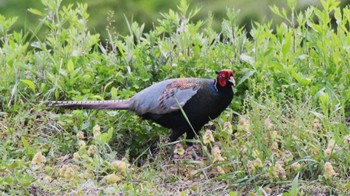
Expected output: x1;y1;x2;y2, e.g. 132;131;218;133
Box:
46;100;132;110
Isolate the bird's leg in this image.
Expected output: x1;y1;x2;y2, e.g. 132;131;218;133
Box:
185;130;196;140
169;129;186;142
184;129;200;146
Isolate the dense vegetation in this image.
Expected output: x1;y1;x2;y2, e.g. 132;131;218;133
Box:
1;0;350;194
3;0;350;39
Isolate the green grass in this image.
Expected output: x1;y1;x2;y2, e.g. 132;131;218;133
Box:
1;0;350;194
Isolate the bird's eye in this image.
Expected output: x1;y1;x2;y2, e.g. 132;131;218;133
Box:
221;74;226;78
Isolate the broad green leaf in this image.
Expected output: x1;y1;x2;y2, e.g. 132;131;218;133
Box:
94;128;114;145
67;59;74;74
20;174;34;186
110;87;118;100
28;8;44;16
21;79;36;93
236;70;255;87
282;32;292;57
290;69;313;86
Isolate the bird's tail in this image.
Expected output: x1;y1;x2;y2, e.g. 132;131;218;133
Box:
45;99;132;110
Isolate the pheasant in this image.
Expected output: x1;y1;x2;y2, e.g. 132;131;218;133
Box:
47;70;235;142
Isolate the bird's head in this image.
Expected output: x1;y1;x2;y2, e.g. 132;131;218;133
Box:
215;69;235;87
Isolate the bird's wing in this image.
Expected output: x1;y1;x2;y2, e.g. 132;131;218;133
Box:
132;78;200;115
158;86;198;112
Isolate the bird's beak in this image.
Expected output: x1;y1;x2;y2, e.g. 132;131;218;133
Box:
228;76;236;86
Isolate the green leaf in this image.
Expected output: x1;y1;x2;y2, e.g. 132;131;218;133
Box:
28;8;44;16
178;0;189;15
20;173;34;186
229;191;239;196
67;59;74;74
310;111;324;120
21;136;32;155
282;32;292;56
290;172;300;196
236;70;255;87
116;41;126;59
287;0;297;9
270;5;282;18
21;79;36;93
110;87;118;100
104;81;114;92
55;88;59;100
319;91;330;112
94;128;114;145
282;8;288;18
290;69;312;86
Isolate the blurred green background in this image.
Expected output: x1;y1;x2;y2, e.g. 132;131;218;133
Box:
1;0;349;39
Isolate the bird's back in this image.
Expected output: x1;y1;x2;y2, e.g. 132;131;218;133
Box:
130;78;202;116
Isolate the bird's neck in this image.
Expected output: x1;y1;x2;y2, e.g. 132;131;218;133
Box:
211;79;219;92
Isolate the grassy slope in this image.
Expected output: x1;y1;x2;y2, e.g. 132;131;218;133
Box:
1;0;350;195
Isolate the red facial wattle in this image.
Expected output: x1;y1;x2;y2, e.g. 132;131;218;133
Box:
218;75;227;87
217;70;235;87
